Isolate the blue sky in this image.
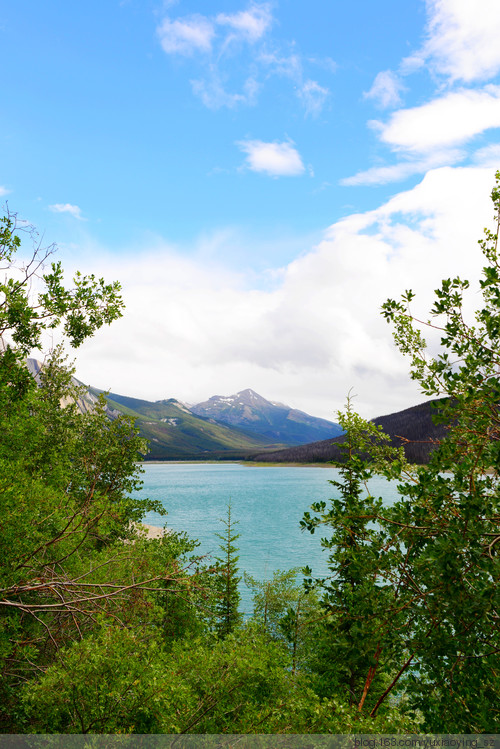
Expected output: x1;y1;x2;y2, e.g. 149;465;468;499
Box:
2;1;500;418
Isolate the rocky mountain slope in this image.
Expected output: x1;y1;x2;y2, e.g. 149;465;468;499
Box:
26;359;119;416
191;388;343;445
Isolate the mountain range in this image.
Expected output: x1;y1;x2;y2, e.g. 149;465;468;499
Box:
26;359;447;464
92;387;342;461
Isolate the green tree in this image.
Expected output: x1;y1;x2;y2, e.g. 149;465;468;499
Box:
21;627;174;734
301;395;410;709
213;502;243;638
1;209;123;353
164;623;420;734
154;530;216;647
303;170;500;731
0;353;186;728
376;171;500;731
245;568;320;675
0;212;196;730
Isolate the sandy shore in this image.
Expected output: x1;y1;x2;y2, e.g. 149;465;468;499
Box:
137;523;166;539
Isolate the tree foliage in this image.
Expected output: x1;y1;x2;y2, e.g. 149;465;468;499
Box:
301;395;412;709
245;568;320;675
1;209;123;352
376;171;500;732
0;212;196;730
299;172;500;732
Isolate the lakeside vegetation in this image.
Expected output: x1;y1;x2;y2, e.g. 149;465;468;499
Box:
1;174;499;734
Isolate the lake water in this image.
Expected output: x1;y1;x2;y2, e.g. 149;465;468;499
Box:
138;462;401;613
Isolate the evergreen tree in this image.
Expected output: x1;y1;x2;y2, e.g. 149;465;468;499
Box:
301;394;408;708
214;503;243;638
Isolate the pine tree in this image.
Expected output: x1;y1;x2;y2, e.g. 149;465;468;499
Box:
301;393;407;707
214;503;243;638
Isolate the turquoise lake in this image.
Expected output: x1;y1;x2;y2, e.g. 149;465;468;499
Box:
138;462;401;613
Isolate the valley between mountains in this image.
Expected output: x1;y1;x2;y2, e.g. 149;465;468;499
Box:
98;385;447;464
27;360;446;463
92;386;344;460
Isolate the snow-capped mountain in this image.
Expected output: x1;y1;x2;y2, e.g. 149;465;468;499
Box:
192;388;342;446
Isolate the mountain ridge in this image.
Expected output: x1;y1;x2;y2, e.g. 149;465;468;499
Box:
27;359;442;464
191;388;343;445
94;389;282;461
249;399;449;464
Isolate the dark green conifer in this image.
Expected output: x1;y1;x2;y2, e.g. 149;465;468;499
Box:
214;503;243;638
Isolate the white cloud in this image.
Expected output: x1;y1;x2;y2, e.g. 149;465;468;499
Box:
71;166;498;421
157;14;214;55
237;139;306;177
216;3;272;43
473;142;500;167
258;53;331;116
298;80;329;117
351;1;500;188
342;148;465;186
0;186;10;197
358;1;500;187
156;5;271;59
308;56;337;74
49;203;84;220
403;0;500;83
191;74;259;110
372;86;500;155
156;5;331;114
258;50;302;80
364;70;404;109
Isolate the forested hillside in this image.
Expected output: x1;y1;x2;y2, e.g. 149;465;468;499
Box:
251;398;449;463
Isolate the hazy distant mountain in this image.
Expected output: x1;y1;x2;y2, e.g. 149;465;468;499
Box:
250;399;449;464
191;388;343;446
97;391;284;461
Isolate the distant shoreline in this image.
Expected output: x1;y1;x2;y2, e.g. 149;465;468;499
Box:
140;460;335;468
